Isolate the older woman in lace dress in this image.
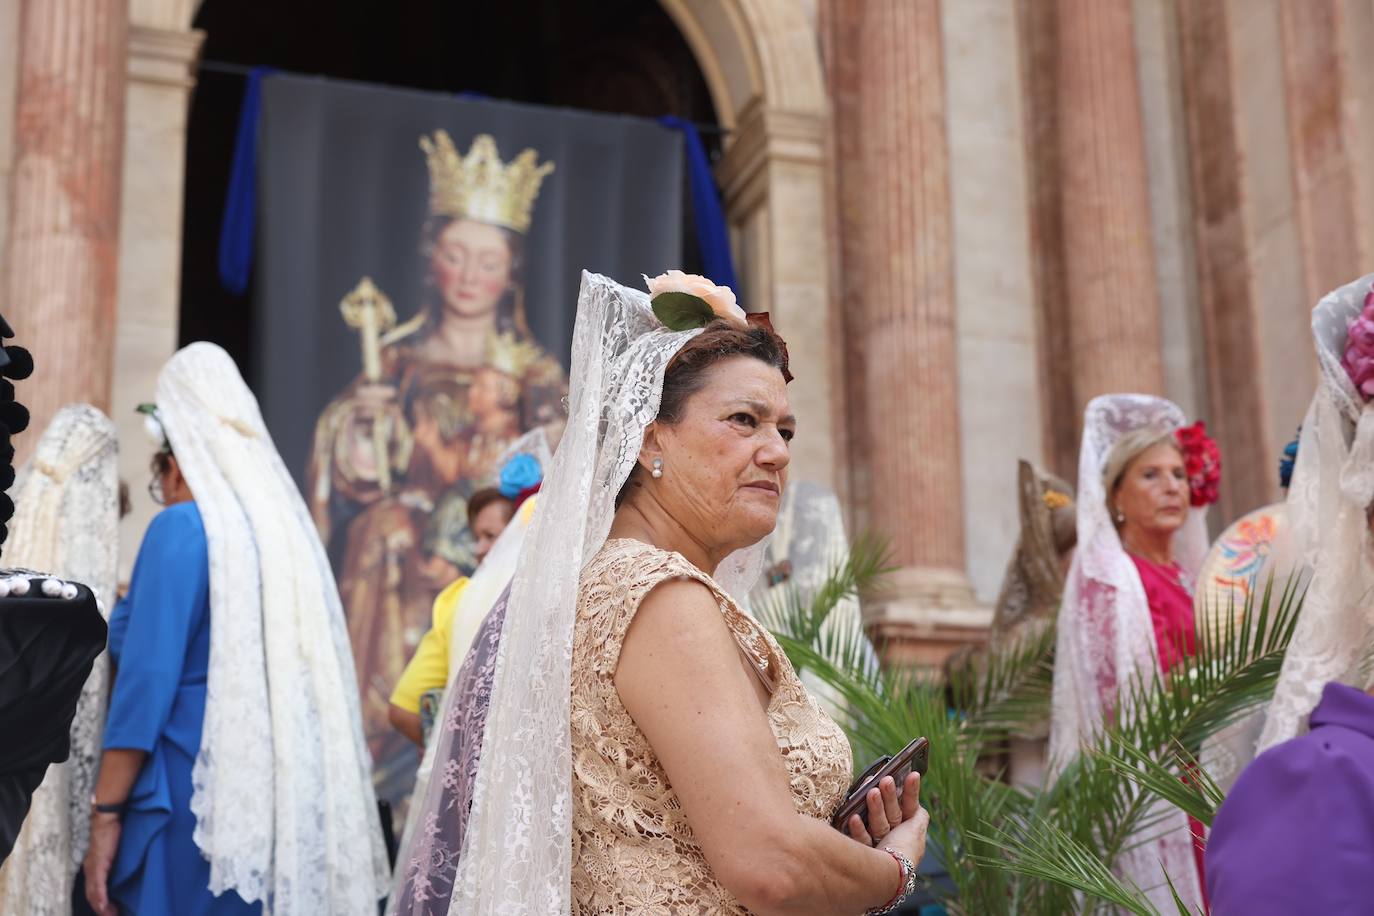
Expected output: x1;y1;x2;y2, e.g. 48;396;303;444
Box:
394;272;928;916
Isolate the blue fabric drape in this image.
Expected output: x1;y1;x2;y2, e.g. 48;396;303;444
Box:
658;116;738;292
218;67;277;295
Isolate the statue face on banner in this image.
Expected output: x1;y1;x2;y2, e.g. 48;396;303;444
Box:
428;217;517;321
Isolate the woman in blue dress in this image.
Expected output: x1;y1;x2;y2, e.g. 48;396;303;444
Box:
83;445;258;915
82;343;388;915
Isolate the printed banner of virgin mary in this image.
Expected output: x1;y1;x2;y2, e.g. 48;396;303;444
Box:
306;131;568;804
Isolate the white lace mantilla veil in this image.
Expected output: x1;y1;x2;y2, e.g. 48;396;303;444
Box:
0;404;117;915
395;271;769;915
447;428;552;679
1256;273;1374;753
1047;394;1206;913
156;343;388;914
391;426;555;875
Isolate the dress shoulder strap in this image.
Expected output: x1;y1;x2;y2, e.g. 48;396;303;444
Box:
583;539;777;694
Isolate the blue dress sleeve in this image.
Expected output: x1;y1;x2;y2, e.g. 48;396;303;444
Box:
102;505;210;753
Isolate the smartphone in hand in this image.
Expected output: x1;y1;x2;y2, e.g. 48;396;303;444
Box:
830;736;930;832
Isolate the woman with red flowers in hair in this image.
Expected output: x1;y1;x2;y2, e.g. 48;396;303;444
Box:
1049;395;1220;914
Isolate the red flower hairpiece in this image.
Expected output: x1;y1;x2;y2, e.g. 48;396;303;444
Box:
1341;284;1374;399
1176;421;1221;507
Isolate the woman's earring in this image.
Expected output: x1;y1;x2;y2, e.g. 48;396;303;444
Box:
650;457;663;479
1115;511;1125;523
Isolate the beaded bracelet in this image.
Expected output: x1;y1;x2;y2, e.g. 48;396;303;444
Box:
865;846;918;915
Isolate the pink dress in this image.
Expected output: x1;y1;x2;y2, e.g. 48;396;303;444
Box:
1128;552;1208;909
1128;554;1197;671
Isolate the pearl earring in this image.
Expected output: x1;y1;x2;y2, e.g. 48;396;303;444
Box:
1115;512;1125;523
651;457;663;479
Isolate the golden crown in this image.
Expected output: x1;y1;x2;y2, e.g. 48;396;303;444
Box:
484;330;543;378
419;130;555;234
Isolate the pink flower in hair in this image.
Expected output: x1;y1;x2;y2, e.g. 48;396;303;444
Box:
1342;285;1374;399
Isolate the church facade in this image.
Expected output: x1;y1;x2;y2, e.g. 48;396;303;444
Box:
2;0;1364;668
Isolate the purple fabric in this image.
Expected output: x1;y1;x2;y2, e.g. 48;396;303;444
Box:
392;584;511;915
1205;682;1374;914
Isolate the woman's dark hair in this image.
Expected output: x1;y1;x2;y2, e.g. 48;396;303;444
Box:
656;321;789;425
466;487;514;529
149;446;174;478
420;215;529;337
615;320;790;507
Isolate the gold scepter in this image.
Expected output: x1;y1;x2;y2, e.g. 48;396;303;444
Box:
340;277;398;492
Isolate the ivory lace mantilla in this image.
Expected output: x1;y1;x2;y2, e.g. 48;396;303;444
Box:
1259;274;1374;752
157;343;388;913
0;405;118;915
1048;394;1206;914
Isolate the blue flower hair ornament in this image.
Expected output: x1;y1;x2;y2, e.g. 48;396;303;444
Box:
499;452;543;508
1279;429;1300;491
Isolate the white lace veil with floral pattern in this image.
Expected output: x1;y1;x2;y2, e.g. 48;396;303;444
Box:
0;404;118;915
394;271;768;914
1048;393;1206;912
390;428;553;880
157;343;389;914
1257;274;1374;752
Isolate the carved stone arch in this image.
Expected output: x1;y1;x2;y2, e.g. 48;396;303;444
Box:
658;0;838;490
128;0;838;495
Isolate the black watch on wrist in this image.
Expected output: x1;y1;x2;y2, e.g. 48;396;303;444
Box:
91;795;127;817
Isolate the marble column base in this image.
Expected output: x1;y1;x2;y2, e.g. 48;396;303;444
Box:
864;566;993;673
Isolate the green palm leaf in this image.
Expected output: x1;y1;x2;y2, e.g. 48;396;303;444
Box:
764;538;1307;914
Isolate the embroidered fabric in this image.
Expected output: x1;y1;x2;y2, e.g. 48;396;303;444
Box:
390;586;511;914
156;344;388;913
393;272;769;914
0;405;118;915
1193;503;1305;792
390;494;538;887
570;539;851;913
1047;394;1206;913
1257;274;1374;753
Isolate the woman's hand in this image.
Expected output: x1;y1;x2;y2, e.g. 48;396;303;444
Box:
845;771;929;866
83;812;122;916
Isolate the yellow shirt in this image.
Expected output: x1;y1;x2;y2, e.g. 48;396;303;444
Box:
389;577;467;714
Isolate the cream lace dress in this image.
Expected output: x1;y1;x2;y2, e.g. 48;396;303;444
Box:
570;539;853;914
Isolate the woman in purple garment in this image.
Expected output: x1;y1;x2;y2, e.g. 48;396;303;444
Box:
1206;682;1374;913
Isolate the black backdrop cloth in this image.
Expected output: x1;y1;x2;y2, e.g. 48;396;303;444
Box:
0;577;106;864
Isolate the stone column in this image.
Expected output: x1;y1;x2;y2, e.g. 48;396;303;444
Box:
826;0;988;672
0;0;22;261
113;23;205;579
1172;0;1303;520
1280;0;1374;309
943;0;1043;605
3;0;128;464
1054;0;1166;406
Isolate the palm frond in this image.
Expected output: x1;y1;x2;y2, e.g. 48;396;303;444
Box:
764;530;1307;914
969;815;1159;915
1093;741;1224;827
947;620;1057;735
754;534;893;679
